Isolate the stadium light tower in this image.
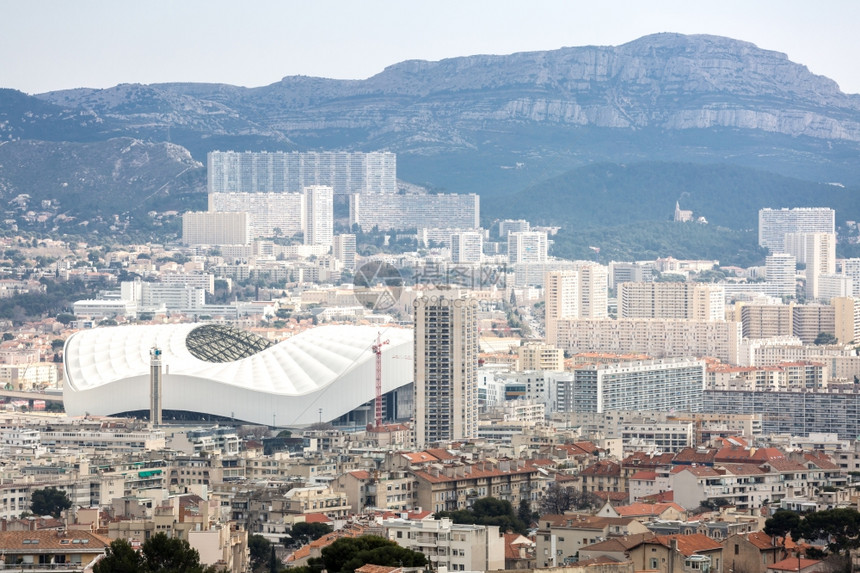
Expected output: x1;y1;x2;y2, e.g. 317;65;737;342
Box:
149;347;163;426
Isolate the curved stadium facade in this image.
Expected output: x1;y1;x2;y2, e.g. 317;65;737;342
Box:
63;324;414;426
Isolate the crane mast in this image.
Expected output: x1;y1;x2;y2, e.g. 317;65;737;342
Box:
371;332;389;428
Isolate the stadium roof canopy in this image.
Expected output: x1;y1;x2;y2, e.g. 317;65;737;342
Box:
63;323;413;426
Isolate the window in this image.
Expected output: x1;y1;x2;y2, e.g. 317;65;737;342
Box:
651;558;659;569
734;545;739;555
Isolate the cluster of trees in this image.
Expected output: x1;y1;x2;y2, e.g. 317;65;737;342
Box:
30;487;71;518
435;497;529;535
765;508;860;555
95;533;216;573
0;276;113;324
540;483;602;515
551;221;768;268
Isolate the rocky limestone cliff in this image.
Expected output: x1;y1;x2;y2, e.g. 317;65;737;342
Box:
34;33;860;146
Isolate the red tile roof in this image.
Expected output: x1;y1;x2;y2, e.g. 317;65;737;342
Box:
592;491;630;503
802;453;839;470
768;558;821;571
303;513;333;523
673;448;717;465
355;566;401;573
0;530;110;553
615;502;685;517
747;532;777;550
652;533;722;556
582;461;621;476
401;451;439;463
641;490;674;503
425;448;459;461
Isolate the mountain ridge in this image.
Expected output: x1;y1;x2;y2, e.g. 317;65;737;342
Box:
1;33;859;238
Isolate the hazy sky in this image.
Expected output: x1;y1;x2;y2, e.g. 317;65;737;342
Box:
4;0;860;95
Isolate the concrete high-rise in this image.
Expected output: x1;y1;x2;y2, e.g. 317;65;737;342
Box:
350;193;479;231
784;232;836;300
508;231;548;264
207;150;396;195
609;261;654;292
578;263;609;319
181;211;251;246
450;231;483;264
209;192;305;239
758;208;835;252
413;296;479;448
498;219;530;237
545;270;579;344
832;297;860;345
304;186;334;248
572;358;706;414
619;282;725;321
765;253;797;298
545;266;609;343
332;234;357;271
843;259;860;297
738;304;793;339
792;304;836;344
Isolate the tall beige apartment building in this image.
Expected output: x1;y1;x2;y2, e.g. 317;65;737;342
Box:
517;342;564;372
544;267;608;343
413;296;479;448
832;297;860;344
737;303;793;339
618;282;725;321
545;270;578;344
792;304;836;344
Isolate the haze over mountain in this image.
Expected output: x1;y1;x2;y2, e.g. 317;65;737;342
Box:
1;33;858;241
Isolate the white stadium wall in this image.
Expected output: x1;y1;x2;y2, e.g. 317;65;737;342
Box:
63;324;413;426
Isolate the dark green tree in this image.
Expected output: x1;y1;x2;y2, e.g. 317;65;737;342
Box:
814;332;838;345
310;535;426;573
51;338;65;351
140;532;204;573
93;539;142;573
436;497;527;534
30;487;71;518
248;534;271;572
794;508;860;554
290;521;333;544
56;313;75;325
269;546;280;573
764;509;800;543
517;499;535;528
95;533;215;573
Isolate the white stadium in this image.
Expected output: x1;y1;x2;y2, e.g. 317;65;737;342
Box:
63;323;414;427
